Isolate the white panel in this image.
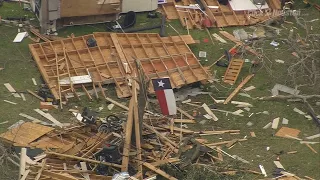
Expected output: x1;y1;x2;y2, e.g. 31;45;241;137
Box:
229;0;269;11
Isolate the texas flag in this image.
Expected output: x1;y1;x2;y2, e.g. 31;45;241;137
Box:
152;78;177;115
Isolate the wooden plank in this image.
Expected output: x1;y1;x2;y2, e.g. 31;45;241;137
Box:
46;151;122;168
27;89;45;101
173;119;196;123
132;80;143;179
224;74;254;104
42;170;78;180
20;93;26;101
4;100;17;105
105;97;129;111
34;109;63;127
121;98;134;172
4;83;21;98
142;161;178;180
177;107;194;120
19;113;42;123
306;144;318;154
110;34;131;74
0;122;54;145
143;123;178;148
30;28;50;42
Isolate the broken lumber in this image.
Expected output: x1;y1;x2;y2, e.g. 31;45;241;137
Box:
46;152;122;168
19;148;27;177
202;103;218;121
121;98;134;172
177;107;194;119
224;74;254;104
34;109;63;127
105;97;129;111
27;89;44;101
142;161;178;180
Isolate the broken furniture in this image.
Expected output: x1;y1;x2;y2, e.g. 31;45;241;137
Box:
29;32;210;102
161;0;282;29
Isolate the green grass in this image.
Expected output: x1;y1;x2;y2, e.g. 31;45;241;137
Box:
0;1;319;180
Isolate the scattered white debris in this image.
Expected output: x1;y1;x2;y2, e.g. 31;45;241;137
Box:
244;107;251;111
300;141;319;145
182;99;191;104
272;84;300;96
232;155;249;164
272;117;280;129
203;114;212;119
249;113;254;117
243;86;255;92
98;106;104;112
231;101;253;107
32;78;37;85
247;121;253;127
107;103;114;110
233;109;244;115
263;122;272;129
270;40;279;47
238;93;251;98
306;133;320;140
199;51;207;58
13;32;28;43
212;33;227;43
4;100;17;105
8;120;25;130
266;147;270;151
199;120;207;125
259;165;267;177
275;59;285;63
274;161;285;169
282;118;289;125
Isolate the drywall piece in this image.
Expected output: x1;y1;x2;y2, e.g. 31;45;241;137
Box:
263;122;272;129
4;83;21;98
275;127;301;138
271;84;300;96
229;0;269;11
212;33;227;43
243;86;255;91
13;32;28;43
273;161;285;169
202;103;218;121
271;117;280;129
282;118;289;125
306;134;320;140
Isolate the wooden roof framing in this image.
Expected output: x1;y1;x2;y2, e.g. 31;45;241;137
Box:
161;0;282;29
29;33;210;101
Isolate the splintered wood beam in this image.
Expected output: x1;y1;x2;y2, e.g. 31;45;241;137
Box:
110;34;131;74
224;74;254;104
105;97;129;111
143;123;178;148
142;161;178;180
133;80;143;179
27;89;45;101
177;107;194;119
121;98;135;172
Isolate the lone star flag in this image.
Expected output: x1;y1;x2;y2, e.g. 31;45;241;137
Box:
152;78;177;115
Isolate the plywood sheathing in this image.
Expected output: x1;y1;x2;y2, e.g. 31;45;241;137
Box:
161;0;281;28
29;33;209;100
0;122;54;146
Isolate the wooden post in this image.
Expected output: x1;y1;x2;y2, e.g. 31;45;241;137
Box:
121;98;135;172
132;77;143;179
19;148;27;178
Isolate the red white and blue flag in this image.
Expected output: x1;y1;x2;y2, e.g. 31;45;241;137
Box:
152;78;177;115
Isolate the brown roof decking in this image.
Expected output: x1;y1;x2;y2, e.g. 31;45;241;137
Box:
29;33;210;100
